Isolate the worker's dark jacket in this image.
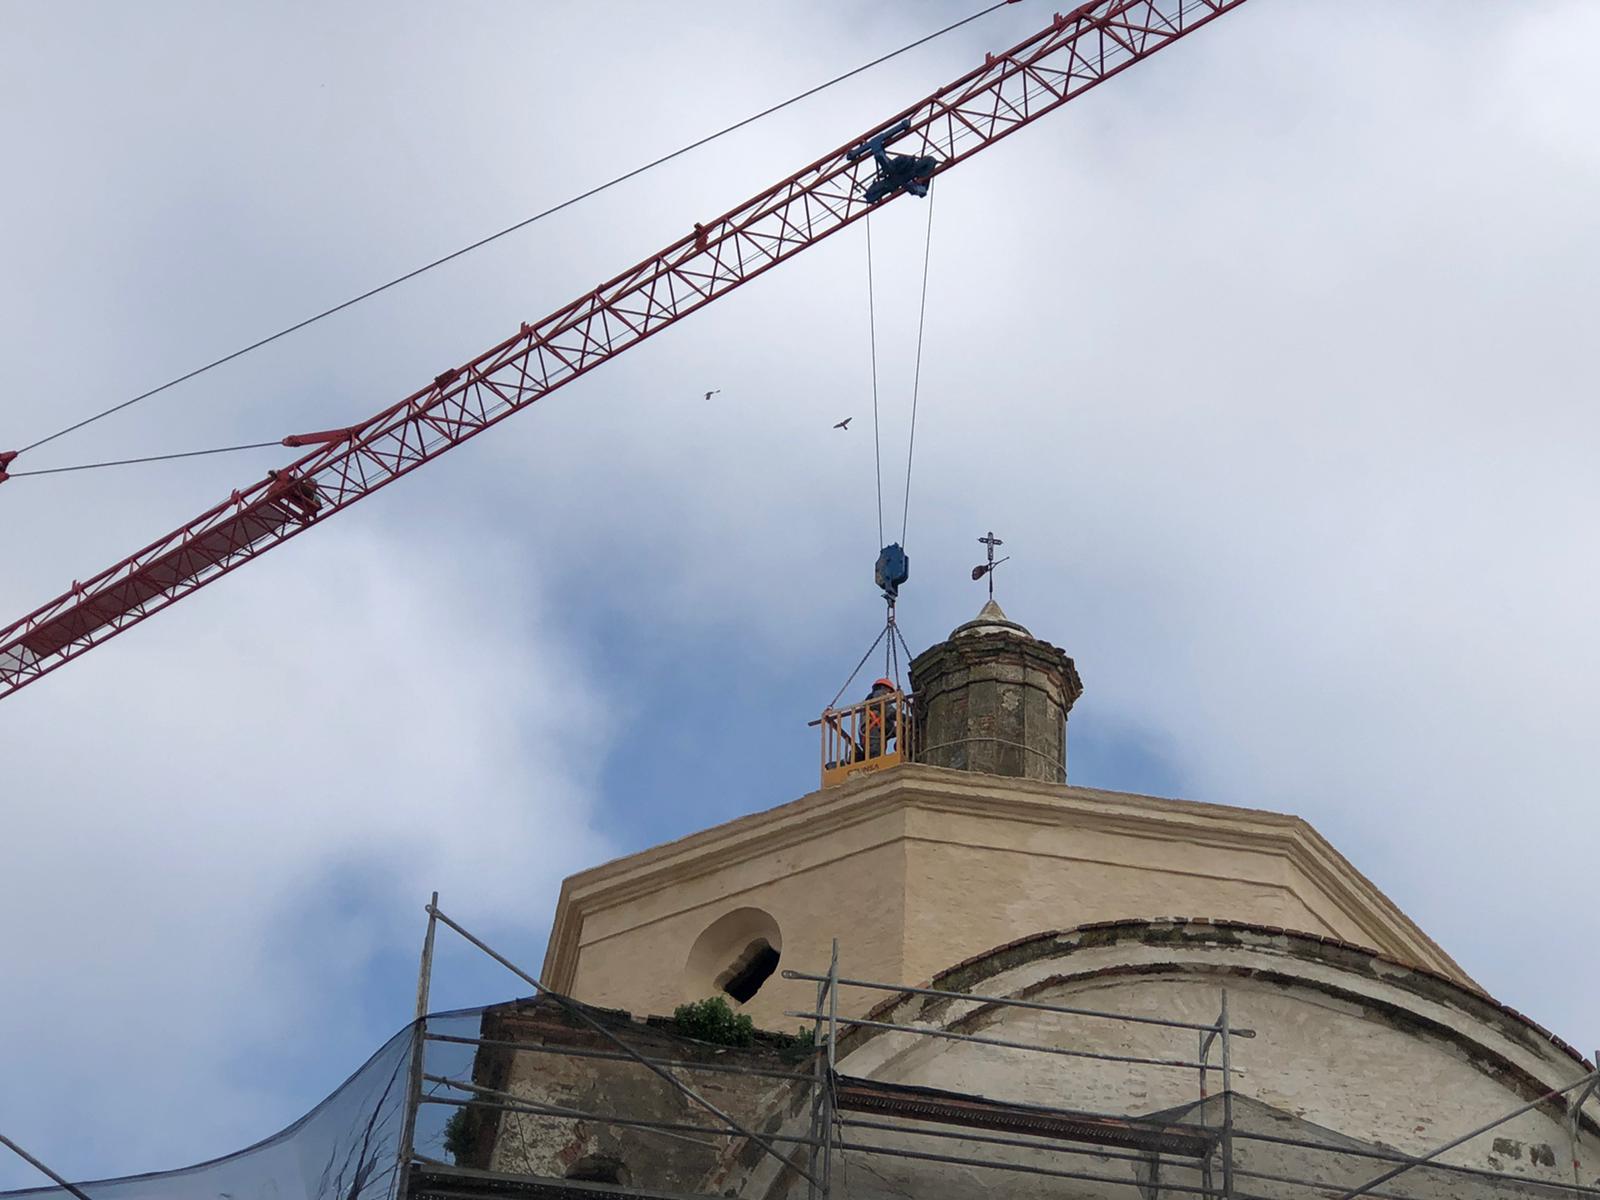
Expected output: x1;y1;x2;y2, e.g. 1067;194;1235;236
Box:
864;687;899;757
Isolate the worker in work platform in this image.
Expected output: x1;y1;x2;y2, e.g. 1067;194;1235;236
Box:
864;677;900;758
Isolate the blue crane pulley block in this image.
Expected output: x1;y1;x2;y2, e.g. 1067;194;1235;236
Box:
876;543;909;600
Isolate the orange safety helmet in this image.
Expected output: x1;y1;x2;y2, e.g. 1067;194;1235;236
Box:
870;677;895;692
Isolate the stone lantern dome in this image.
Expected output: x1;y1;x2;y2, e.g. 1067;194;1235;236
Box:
908;599;1082;782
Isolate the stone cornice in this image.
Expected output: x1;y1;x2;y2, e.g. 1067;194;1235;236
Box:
928;919;1581;1072
848;919;1584;1101
540;764;1472;992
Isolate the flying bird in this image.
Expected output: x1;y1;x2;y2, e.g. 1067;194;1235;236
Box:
704;389;721;401
833;417;852;430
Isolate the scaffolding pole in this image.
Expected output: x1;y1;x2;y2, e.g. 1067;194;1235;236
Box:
425;1031;813;1083
815;940;838;1200
838;1113;1206;1167
1231;1127;1600;1199
1336;1068;1600;1200
420;1091;820;1151
830;1136;1227;1196
784;1009;1235;1073
393;889;438;1200
781;968;1257;1037
1220;989;1235;1200
1568;1053;1600;1187
0;1135;95;1200
806;947;831;1200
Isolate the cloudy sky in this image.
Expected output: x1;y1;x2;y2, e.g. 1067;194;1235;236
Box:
5;0;1600;1186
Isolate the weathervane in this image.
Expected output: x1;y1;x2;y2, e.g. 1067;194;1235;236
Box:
971;531;1010;599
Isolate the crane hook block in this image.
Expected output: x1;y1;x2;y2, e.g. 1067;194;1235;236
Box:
876;543;909;601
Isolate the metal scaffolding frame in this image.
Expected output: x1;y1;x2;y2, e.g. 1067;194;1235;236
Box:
15;897;1600;1200
385;894;1600;1200
779;959;1248;1200
401;900;817;1191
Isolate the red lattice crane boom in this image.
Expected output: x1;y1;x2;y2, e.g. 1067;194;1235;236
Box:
0;0;1251;699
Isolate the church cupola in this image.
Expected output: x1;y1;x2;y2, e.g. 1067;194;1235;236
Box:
909;599;1082;782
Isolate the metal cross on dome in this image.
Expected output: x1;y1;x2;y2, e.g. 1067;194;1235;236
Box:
971;531;1010;599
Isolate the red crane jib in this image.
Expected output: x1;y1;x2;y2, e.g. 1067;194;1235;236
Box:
0;0;1253;699
10;472;320;663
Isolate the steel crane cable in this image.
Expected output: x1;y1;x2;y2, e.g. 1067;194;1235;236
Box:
899;180;937;549
891;615;914;667
14;78;1024;482
13;167;953;483
5;440;282;477
864;213;886;549
5;85;1044;487
13;1;1019;461
827;623;890;710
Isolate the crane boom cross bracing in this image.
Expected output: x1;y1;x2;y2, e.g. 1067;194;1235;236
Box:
0;0;1251;700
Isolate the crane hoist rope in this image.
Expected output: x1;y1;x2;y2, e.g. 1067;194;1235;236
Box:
866;211;885;551
902;180;937;550
0;0;1257;702
854;174;937;695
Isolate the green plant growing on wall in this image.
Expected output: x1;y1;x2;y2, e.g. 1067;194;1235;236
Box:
783;1026;816;1050
673;996;755;1046
774;1025;817;1060
443;1108;472;1164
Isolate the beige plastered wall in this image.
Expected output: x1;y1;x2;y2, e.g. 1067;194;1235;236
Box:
543;765;1470;1030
